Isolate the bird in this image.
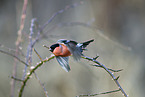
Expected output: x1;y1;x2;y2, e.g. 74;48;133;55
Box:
49;39;94;72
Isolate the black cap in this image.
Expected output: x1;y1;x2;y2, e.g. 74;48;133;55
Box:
49;43;59;52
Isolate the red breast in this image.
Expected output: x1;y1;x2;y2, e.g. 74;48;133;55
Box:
52;44;71;57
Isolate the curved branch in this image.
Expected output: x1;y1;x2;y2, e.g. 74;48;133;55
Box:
18;55;55;97
92;64;123;72
0;50;28;66
82;56;128;97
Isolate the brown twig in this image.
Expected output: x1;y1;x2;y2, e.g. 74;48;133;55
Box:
15;0;28;46
33;48;43;61
11;0;28;97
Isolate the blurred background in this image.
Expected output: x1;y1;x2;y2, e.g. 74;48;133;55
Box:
0;0;145;97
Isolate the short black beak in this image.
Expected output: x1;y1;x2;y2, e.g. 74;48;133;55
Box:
49;48;53;52
43;45;49;49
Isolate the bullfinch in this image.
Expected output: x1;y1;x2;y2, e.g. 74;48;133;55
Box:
49;39;94;72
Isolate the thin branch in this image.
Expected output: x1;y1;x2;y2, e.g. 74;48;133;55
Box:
12;0;28;96
77;89;120;97
33;48;48;96
15;0;28;46
82;56;128;97
0;50;28;66
11;76;23;82
30;48;50;97
23;18;37;80
33;48;43;61
0;44;25;57
43;45;49;50
34;72;49;97
18;55;55;97
93;64;123;72
107;68;123;72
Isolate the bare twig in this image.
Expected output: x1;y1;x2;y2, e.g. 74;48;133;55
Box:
0;50;28;66
15;0;28;46
11;0;28;96
107;68;123;72
93;64;123;72
0;44;25;57
82;56;128;97
33;48;49;97
34;72;49;97
43;45;49;50
33;48;43;61
77;89;120;97
11;76;23;82
23;18;37;80
18;55;55;97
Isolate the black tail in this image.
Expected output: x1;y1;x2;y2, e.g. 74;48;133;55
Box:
81;39;94;48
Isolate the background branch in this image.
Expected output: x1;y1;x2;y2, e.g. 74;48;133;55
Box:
30;1;84;46
0;44;25;57
0;50;28;66
22;18;37;80
11;0;28;97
